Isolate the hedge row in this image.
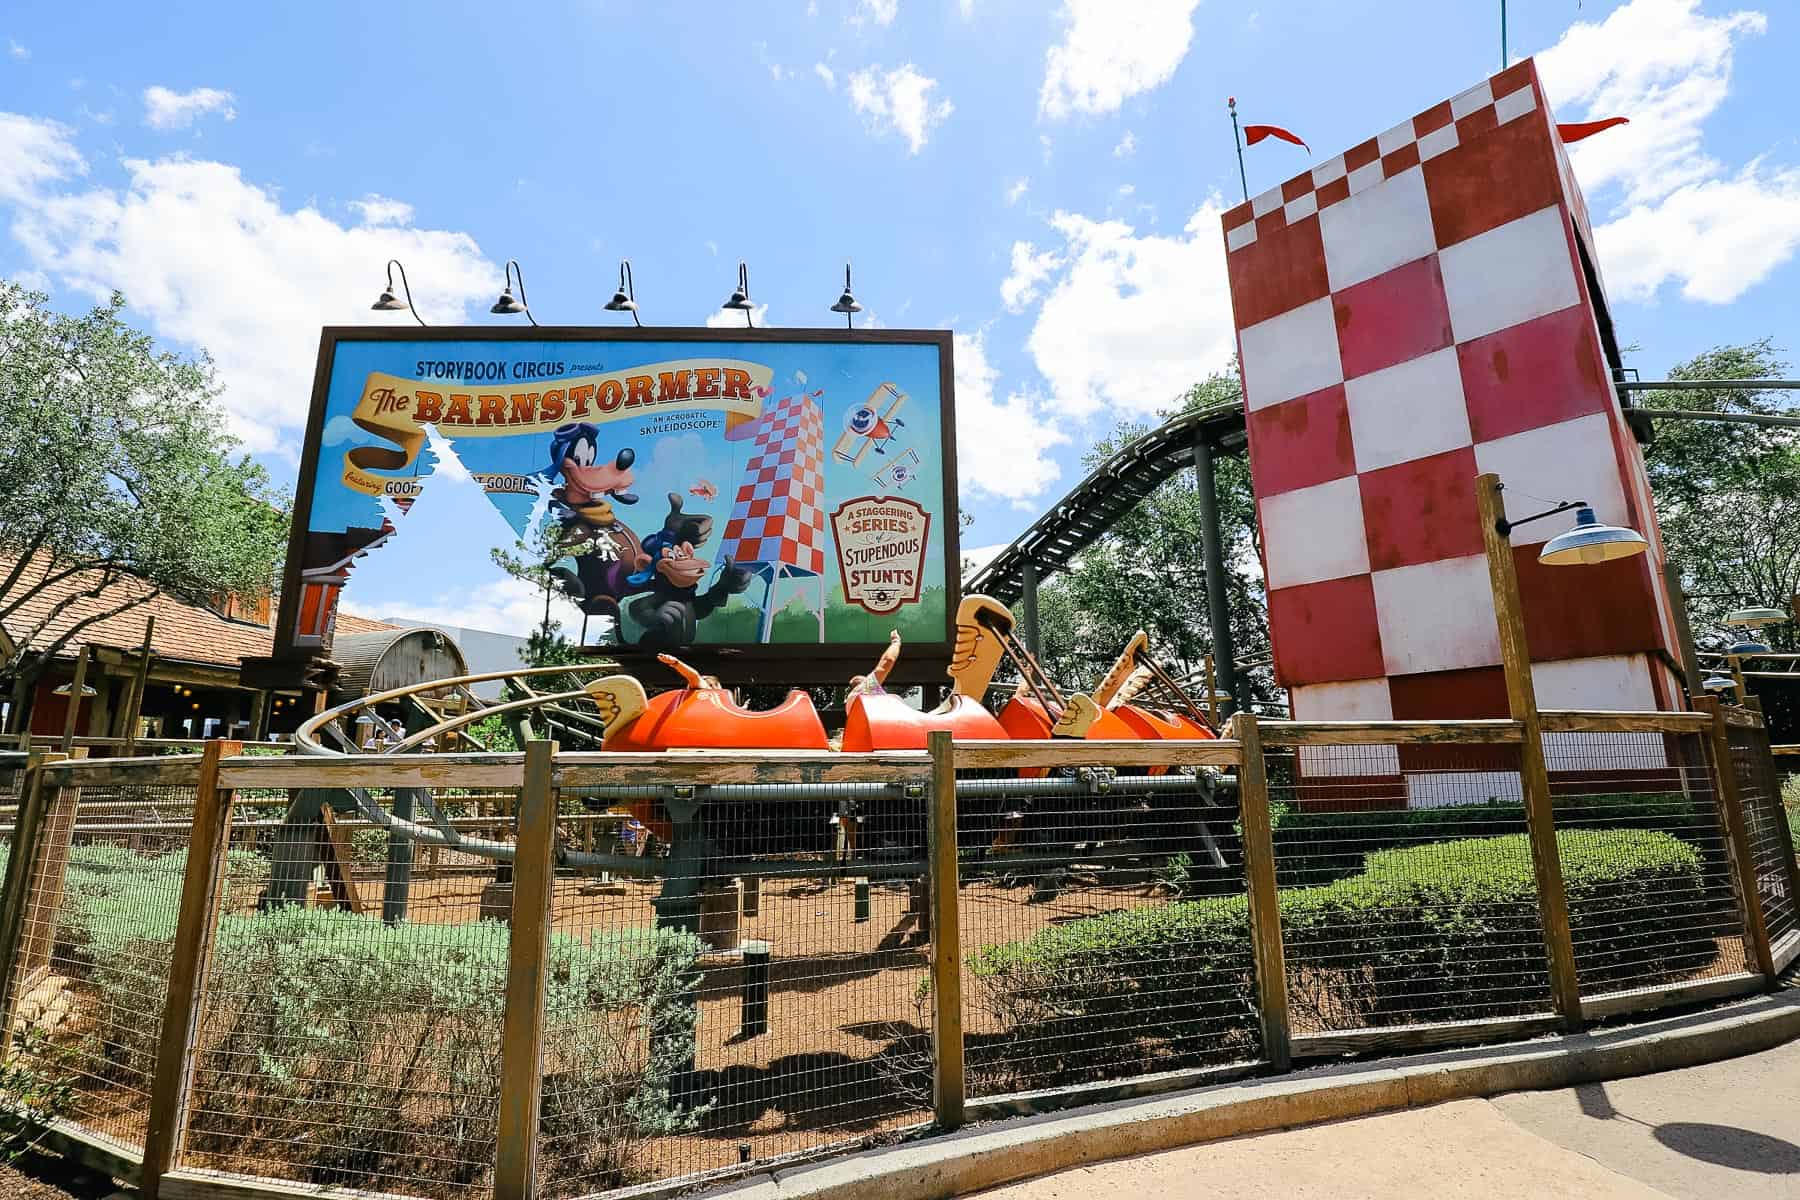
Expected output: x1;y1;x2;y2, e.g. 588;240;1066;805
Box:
967;827;1712;1089
1266;793;1705;886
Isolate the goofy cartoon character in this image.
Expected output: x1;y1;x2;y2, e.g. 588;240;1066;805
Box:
543;422;650;616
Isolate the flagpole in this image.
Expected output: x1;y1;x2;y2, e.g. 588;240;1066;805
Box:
1501;0;1508;68
1228;97;1249;204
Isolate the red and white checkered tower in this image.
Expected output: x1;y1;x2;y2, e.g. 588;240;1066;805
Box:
720;392;828;641
1222;59;1683;798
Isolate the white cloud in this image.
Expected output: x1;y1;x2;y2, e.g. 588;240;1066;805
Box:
961;543;1007;575
8;39;27;60
954;330;1066;504
1116;183;1135;196
815;62;836;88
847;63;953;154
359;576;586;640
348;194;415;226
848;64;953;154
706;303;769;328
959;0;976;17
1004;176;1029;205
142;85;237;130
704;239;719;256
1113;130;1136;158
1537;0;1800;304
1039;0;1201;120
1001;201;1237;420
0;114;498;454
0;113;86;204
1000;240;1059;311
856;0;899;25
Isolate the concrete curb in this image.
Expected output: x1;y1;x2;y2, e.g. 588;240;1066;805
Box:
699;987;1800;1200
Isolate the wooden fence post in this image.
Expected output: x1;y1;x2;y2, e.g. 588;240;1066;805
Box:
1476;473;1584;1030
142;739;241;1200
495;739;558;1200
926;730;964;1130
0;751;62;1052
1697;698;1775;979
1231;714;1291;1071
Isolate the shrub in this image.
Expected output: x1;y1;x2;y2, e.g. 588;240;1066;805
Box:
968;828;1712;1088
184;908;703;1193
1268;794;1702;887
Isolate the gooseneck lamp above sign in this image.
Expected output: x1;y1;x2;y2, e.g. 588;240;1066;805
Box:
604;260;642;327
370;259;425;326
1494;492;1649;566
722;261;755;327
830;263;862;329
490;259;539;326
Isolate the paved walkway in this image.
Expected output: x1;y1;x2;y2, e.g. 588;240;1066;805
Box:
976;1039;1800;1199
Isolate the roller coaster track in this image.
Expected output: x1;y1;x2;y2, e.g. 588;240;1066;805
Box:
965;399;1247;604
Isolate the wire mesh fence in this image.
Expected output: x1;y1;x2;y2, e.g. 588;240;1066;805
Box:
1727;721;1799;947
1547;730;1749;997
0;718;1793;1200
955;762;1258;1096
3;771;201;1149
1265;739;1555;1032
537;772;934;1196
180;786;516;1199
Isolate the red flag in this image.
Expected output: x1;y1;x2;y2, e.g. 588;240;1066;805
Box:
1244;123;1309;153
1559;117;1629;143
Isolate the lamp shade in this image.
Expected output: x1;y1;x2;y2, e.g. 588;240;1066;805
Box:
1701;672;1738;693
1727;641;1770;657
1724;605;1787;627
1537;506;1649;566
371;287;407;312
52;680;99;697
490;286;526;315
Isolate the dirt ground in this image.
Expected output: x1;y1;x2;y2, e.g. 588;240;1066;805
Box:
0;1149;116;1200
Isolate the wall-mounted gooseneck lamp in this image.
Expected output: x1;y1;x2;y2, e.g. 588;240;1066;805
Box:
1494;495;1649;566
371;259;425;326
830;263;862;329
490;259;539;326
722;261;755;327
604;260;641;326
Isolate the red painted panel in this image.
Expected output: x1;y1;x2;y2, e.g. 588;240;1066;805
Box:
1358;446;1483;571
1390;665;1514;773
1246;383;1355;497
1345;137;1381;172
1282;174;1314;202
1458;304;1610;442
1333;254;1453;381
1286;776;1410;813
1317;176;1351;210
1491;59;1539;102
1225;211;1330;329
1382;142;1421;178
1514;544;1666;662
1423;104;1563;248
1268;574;1386;686
1388;665;1510;720
1414;100;1455;138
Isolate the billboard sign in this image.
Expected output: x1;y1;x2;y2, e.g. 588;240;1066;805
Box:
277;328;959;670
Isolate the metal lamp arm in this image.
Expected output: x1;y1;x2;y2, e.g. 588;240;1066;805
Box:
387;259;425;326
1494;498;1587;538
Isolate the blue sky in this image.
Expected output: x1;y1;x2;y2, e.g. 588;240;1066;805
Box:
1;0;1796;635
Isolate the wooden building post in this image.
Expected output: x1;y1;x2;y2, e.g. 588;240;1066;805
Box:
1697;697;1775;979
494;739;558;1200
926;731;965;1130
1476;473;1583;1029
58;646;90;755
142;738;241;1200
1231;713;1291;1070
121;615;156;754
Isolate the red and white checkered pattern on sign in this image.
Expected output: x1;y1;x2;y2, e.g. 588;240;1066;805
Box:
721;393;827;574
1224;58;1682;739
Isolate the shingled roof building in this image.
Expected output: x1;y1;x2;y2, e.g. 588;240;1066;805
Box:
0;553;393;743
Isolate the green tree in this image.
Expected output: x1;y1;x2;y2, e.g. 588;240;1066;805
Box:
1639;340;1799;650
1033;370;1276;707
0;282;288;729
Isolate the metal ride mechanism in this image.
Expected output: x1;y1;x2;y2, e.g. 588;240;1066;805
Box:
280;596;1239;926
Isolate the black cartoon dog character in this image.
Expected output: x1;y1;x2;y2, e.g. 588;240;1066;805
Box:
627;493;753;647
540;423;649;615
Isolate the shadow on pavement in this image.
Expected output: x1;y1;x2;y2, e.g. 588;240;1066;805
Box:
1653;1122;1800;1174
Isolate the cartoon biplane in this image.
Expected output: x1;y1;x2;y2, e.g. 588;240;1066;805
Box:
831;382;907;466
